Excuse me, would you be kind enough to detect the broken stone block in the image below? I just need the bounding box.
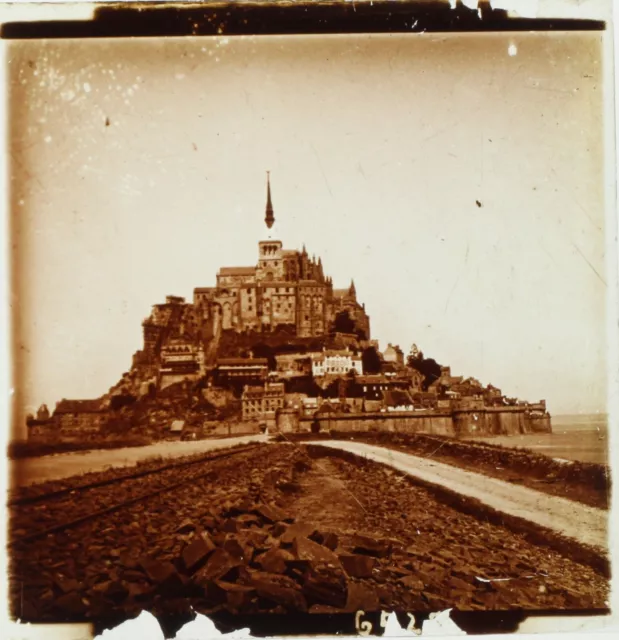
[271,522,289,538]
[338,553,377,579]
[223,535,249,560]
[138,558,184,593]
[222,518,240,533]
[198,579,227,606]
[256,582,307,611]
[53,576,81,594]
[236,513,262,528]
[255,547,296,574]
[345,581,380,612]
[245,529,272,549]
[422,591,447,609]
[311,530,339,551]
[182,532,217,573]
[398,575,425,591]
[225,498,254,516]
[249,573,307,612]
[449,576,474,592]
[194,549,242,583]
[176,519,197,534]
[351,533,390,558]
[301,563,348,608]
[280,522,317,545]
[217,581,256,611]
[252,503,288,524]
[292,536,342,570]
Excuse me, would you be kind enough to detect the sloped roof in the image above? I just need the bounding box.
[169,420,185,432]
[217,358,269,366]
[54,399,104,414]
[333,289,349,298]
[219,267,256,276]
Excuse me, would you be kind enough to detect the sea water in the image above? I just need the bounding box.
[465,414,609,464]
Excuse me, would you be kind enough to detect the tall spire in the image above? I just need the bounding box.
[349,279,356,298]
[265,171,275,230]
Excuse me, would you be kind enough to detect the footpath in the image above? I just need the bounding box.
[308,440,608,552]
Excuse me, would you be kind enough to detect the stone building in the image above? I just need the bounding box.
[159,338,204,389]
[383,343,404,367]
[241,382,285,421]
[131,175,370,384]
[27,418,56,442]
[133,295,201,370]
[191,174,370,339]
[52,399,108,437]
[215,358,269,387]
[311,348,363,378]
[274,353,314,379]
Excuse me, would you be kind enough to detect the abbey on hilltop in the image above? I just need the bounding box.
[26,172,552,443]
[194,173,370,339]
[131,174,370,375]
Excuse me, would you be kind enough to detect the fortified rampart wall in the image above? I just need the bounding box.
[277,405,552,436]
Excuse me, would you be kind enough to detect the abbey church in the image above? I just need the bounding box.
[131,175,371,378]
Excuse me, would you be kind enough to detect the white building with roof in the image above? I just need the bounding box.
[311,348,363,378]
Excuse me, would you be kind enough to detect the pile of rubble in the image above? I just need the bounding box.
[114,503,398,616]
[13,452,401,619]
[10,443,609,624]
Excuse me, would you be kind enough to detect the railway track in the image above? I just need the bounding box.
[8,444,260,548]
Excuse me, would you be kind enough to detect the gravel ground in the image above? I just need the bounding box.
[308,441,609,553]
[286,431,610,509]
[8,442,608,627]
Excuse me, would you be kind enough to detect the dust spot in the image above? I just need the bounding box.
[475,200,482,208]
[508,43,518,57]
[105,117,110,127]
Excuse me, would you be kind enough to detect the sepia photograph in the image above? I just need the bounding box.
[3,1,615,637]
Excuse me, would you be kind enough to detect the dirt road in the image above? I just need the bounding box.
[11,434,268,487]
[308,441,608,552]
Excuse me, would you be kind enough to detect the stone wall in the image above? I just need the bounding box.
[201,420,261,437]
[286,406,551,437]
[298,411,454,436]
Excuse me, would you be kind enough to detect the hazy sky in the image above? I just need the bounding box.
[8,31,608,432]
